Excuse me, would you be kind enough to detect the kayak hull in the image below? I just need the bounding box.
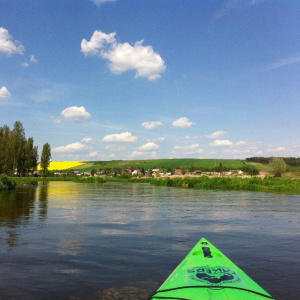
[150,238,274,300]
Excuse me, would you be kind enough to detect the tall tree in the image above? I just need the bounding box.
[0,122,40,176]
[12,121,26,175]
[0,125,10,174]
[269,157,287,177]
[24,137,39,175]
[40,143,51,174]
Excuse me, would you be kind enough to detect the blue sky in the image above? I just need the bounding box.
[1,0,300,161]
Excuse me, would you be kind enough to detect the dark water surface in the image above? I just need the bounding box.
[0,182,299,299]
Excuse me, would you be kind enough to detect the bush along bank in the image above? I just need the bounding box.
[0,175,17,191]
[111,176,300,194]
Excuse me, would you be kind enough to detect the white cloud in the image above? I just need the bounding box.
[174,144,204,153]
[92,0,115,6]
[0,86,11,99]
[129,151,147,158]
[30,55,38,63]
[220,148,263,159]
[267,146,286,153]
[82,137,94,144]
[146,137,166,142]
[88,151,98,157]
[61,106,91,122]
[171,144,204,157]
[208,131,227,139]
[137,142,159,151]
[210,140,264,158]
[0,27,24,55]
[105,40,165,80]
[235,141,247,146]
[81,30,116,56]
[129,151,157,158]
[81,30,166,80]
[103,132,137,143]
[210,139,233,147]
[142,121,163,130]
[172,117,195,129]
[152,137,166,142]
[23,55,38,68]
[52,142,88,153]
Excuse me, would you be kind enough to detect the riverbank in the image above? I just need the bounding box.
[0,175,17,191]
[5,175,300,194]
[107,176,300,194]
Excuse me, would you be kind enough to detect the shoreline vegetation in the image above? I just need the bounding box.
[126,176,300,194]
[0,175,17,191]
[5,174,300,194]
[1,157,300,194]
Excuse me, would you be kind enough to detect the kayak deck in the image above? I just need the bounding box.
[150,238,275,300]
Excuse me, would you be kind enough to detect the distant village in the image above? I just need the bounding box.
[53,168,269,178]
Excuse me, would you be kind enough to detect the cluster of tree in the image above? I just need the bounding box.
[0,121,51,176]
[246,156,300,167]
[0,121,38,176]
[269,157,287,177]
[277,157,300,167]
[245,157,270,164]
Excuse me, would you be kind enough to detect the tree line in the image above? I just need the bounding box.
[0,121,51,176]
[246,157,300,167]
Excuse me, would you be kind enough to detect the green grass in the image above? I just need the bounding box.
[64,159,262,172]
[108,176,300,194]
[69,162,97,171]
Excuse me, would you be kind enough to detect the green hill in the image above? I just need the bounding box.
[66,159,265,172]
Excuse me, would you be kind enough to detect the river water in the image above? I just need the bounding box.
[0,181,299,299]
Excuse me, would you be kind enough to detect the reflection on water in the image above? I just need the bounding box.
[38,183,48,221]
[58,268,82,274]
[0,187,36,223]
[57,238,83,256]
[98,281,157,300]
[0,182,299,299]
[0,187,36,248]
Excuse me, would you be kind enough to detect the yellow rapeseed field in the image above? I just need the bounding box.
[37,161,85,171]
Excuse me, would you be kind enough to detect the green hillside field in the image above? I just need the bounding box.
[65,159,266,172]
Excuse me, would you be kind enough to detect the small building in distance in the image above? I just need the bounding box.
[174,169,182,175]
[194,170,203,175]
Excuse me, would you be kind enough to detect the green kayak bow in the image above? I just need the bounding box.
[150,238,275,300]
